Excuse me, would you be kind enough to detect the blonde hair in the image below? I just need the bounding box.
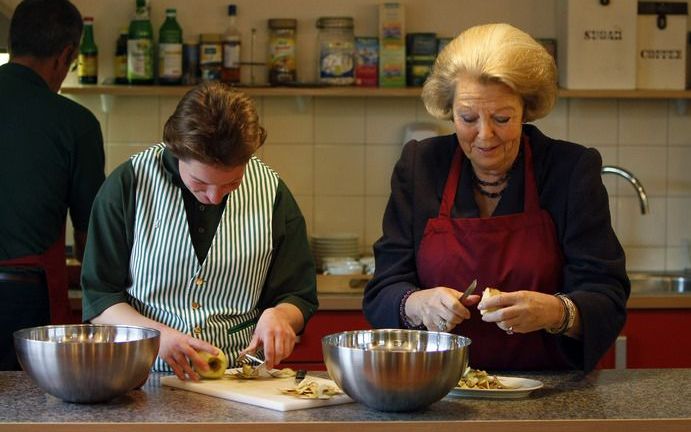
[422,23,556,122]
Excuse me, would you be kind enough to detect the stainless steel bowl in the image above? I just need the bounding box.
[14,324,160,403]
[322,329,471,412]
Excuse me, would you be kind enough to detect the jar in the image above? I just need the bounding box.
[268,18,297,85]
[199,33,222,81]
[316,17,355,85]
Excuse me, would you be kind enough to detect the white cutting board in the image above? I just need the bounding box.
[160,371,353,411]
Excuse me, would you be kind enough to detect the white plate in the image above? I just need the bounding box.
[448,376,544,399]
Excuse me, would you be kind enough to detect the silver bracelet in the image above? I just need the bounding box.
[546,293,576,334]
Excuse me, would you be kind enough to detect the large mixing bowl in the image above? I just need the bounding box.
[14,324,160,403]
[322,329,471,412]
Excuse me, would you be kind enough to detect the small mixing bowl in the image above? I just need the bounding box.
[14,324,160,403]
[322,329,470,412]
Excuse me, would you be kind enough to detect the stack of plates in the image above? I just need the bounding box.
[311,233,360,271]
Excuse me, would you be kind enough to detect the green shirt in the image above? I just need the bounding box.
[81,147,318,324]
[0,63,105,258]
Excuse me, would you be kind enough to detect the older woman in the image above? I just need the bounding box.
[363,23,629,372]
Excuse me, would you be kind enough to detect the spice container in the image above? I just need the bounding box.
[182,38,199,85]
[316,17,355,85]
[199,33,222,81]
[268,18,297,85]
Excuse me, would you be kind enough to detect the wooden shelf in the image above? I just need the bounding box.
[59,83,691,99]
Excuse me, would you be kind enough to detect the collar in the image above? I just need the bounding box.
[1,62,51,91]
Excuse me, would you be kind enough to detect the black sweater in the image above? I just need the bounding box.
[363,124,630,372]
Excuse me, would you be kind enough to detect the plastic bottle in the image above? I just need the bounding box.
[127,0,154,85]
[77,17,98,84]
[158,8,183,85]
[114,27,128,84]
[221,4,241,84]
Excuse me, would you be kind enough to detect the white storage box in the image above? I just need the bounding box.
[557,0,638,89]
[637,2,688,90]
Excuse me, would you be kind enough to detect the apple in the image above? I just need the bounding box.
[195,349,228,379]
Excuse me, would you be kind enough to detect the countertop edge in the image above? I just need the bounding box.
[0,418,689,432]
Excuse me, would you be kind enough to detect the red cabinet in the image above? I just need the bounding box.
[278,310,371,370]
[598,309,691,369]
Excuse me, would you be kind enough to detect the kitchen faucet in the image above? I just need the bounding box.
[601,165,649,214]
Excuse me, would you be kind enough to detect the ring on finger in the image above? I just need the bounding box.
[506,326,514,335]
[437,319,447,332]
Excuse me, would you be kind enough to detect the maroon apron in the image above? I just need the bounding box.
[416,137,568,370]
[0,230,72,325]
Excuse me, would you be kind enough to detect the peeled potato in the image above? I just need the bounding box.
[480,287,502,316]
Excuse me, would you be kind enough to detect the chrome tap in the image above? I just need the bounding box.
[601,165,649,214]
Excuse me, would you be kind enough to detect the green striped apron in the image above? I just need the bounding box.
[129,144,278,372]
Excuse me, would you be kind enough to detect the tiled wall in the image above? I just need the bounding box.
[68,93,691,272]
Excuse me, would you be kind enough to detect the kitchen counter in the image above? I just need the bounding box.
[0,369,689,431]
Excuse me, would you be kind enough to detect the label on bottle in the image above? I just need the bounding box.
[77,53,98,80]
[200,43,222,65]
[127,38,154,80]
[269,33,296,83]
[114,54,127,81]
[158,43,183,80]
[223,40,240,68]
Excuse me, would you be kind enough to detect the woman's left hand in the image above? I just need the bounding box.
[478,290,563,334]
[241,306,298,369]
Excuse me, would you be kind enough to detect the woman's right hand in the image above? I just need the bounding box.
[405,287,480,331]
[157,326,219,381]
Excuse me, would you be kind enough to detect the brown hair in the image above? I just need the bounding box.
[422,23,557,122]
[163,82,266,167]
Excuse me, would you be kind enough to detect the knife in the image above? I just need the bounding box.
[460,279,477,302]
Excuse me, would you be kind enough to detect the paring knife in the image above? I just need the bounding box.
[460,279,478,301]
[295,369,307,384]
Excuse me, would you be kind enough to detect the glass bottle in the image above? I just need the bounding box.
[268,18,297,85]
[221,4,241,84]
[114,27,128,84]
[158,8,183,85]
[316,17,355,86]
[127,0,154,85]
[77,17,98,84]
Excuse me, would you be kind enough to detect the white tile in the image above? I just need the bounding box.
[668,101,691,146]
[415,100,455,135]
[667,147,691,197]
[364,196,389,253]
[313,196,365,247]
[106,143,152,174]
[365,145,402,195]
[293,194,314,238]
[567,99,618,145]
[314,98,365,144]
[107,96,160,143]
[666,197,691,246]
[262,97,314,144]
[532,97,568,140]
[365,98,417,144]
[260,144,314,195]
[617,146,667,197]
[624,246,666,272]
[666,246,690,272]
[616,197,666,247]
[159,96,180,133]
[314,145,365,196]
[618,100,667,146]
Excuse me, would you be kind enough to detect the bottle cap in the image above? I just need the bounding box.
[166,8,176,15]
[228,4,237,16]
[83,17,94,23]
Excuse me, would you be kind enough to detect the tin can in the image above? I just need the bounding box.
[182,40,199,85]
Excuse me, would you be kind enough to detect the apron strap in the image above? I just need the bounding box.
[439,148,462,218]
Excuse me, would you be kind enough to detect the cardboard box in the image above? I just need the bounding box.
[379,2,406,87]
[636,2,688,90]
[556,0,637,89]
[355,37,379,87]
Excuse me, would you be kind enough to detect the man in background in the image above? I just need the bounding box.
[0,0,105,370]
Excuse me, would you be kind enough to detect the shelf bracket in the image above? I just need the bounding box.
[99,94,115,114]
[674,99,687,116]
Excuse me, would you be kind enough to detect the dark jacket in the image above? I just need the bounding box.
[363,124,630,371]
